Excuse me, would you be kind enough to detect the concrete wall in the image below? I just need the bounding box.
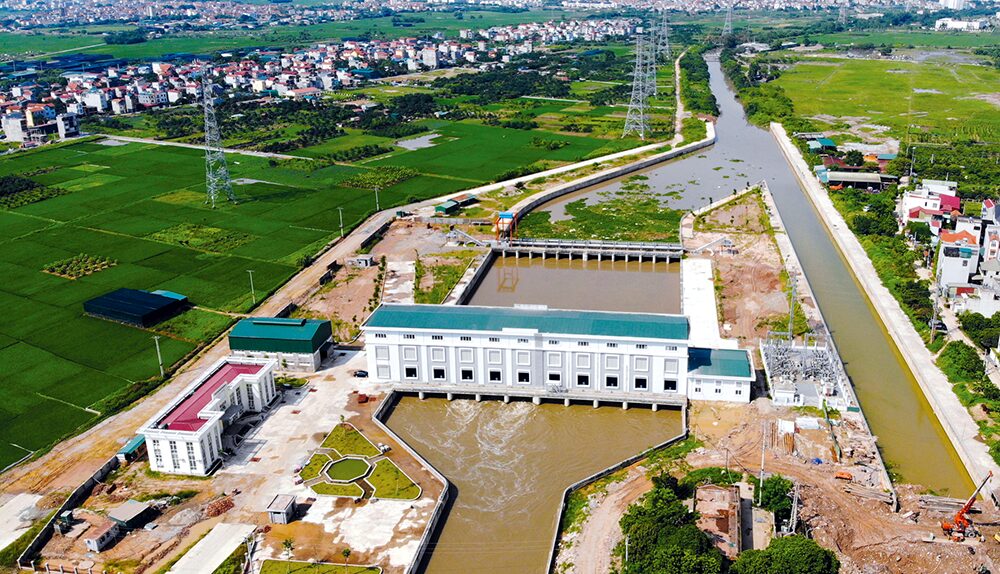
[371,392,450,574]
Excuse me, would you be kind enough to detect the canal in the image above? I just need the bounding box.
[386,53,973,574]
[528,56,971,494]
[389,398,683,573]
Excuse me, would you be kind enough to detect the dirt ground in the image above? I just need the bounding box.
[562,399,1000,574]
[298,220,486,339]
[689,192,800,346]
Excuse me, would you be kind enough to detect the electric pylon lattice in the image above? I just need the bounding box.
[203,79,235,208]
[623,33,654,140]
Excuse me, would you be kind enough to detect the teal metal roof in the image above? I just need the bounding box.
[365,304,689,340]
[117,435,146,455]
[230,317,333,353]
[687,348,753,378]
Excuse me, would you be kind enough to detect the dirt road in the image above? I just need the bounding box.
[569,467,651,574]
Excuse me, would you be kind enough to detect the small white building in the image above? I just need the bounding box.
[362,304,754,403]
[138,357,278,476]
[937,229,980,290]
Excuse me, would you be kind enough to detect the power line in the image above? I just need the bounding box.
[722,3,734,36]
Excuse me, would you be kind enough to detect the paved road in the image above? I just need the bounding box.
[97,134,312,160]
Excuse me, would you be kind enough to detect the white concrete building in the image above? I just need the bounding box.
[938,229,980,290]
[138,357,278,476]
[362,304,754,403]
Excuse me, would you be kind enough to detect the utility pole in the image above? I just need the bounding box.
[625,535,629,564]
[758,421,766,506]
[930,283,941,344]
[152,335,164,377]
[786,270,798,340]
[247,269,256,305]
[788,481,799,534]
[375,186,381,212]
[338,206,345,238]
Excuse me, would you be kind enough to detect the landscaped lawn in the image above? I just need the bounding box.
[299,453,331,482]
[367,460,421,500]
[320,424,380,456]
[260,560,380,574]
[325,457,371,482]
[311,482,365,498]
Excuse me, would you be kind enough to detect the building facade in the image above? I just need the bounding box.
[139,357,278,476]
[228,317,333,372]
[362,304,754,403]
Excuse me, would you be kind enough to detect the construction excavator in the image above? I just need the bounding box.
[942,471,993,541]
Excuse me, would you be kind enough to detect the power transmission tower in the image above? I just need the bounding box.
[722,3,733,36]
[656,11,671,61]
[645,27,659,98]
[203,79,235,208]
[623,34,653,140]
[838,5,848,27]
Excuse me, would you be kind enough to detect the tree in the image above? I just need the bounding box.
[844,149,865,166]
[905,221,932,244]
[281,538,295,573]
[757,475,794,526]
[342,547,352,572]
[733,535,840,574]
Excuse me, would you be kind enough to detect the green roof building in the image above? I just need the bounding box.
[229,317,333,372]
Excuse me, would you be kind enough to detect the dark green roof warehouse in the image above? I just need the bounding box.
[229,317,333,354]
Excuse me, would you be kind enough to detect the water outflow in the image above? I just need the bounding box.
[388,398,683,573]
[507,59,971,493]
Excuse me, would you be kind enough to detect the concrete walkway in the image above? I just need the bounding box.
[97,134,312,160]
[771,121,1000,492]
[168,522,255,574]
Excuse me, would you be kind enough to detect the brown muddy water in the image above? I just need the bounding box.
[387,398,683,573]
[466,256,681,314]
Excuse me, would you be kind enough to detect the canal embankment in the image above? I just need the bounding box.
[771,121,999,498]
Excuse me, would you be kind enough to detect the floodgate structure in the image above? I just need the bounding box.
[362,303,755,406]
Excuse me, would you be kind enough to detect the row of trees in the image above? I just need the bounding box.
[678,46,720,116]
[432,68,570,104]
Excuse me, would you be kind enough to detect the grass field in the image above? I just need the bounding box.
[0,138,471,470]
[812,30,1000,48]
[369,120,614,183]
[367,459,420,500]
[772,57,1000,143]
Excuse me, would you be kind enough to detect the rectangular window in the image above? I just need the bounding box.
[489,337,500,343]
[607,342,618,348]
[736,389,743,395]
[634,356,649,371]
[374,333,386,339]
[606,375,619,389]
[169,441,179,469]
[516,351,531,366]
[377,365,390,379]
[433,368,446,380]
[248,387,256,410]
[577,374,590,387]
[489,370,502,382]
[432,335,443,340]
[152,440,163,467]
[402,346,418,361]
[715,388,722,394]
[634,377,648,390]
[460,348,474,363]
[460,336,472,342]
[576,354,591,368]
[187,443,197,471]
[636,344,647,350]
[403,334,415,340]
[488,349,502,364]
[461,369,474,381]
[375,346,389,360]
[577,341,589,347]
[404,366,418,379]
[665,345,677,351]
[605,355,620,369]
[694,387,701,393]
[548,372,561,382]
[665,379,677,392]
[518,371,531,383]
[518,338,529,344]
[547,352,562,367]
[664,359,679,374]
[431,347,446,362]
[548,340,558,345]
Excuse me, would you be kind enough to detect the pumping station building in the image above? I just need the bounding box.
[228,317,333,372]
[361,304,754,404]
[138,357,278,476]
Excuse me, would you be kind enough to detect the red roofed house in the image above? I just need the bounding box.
[898,186,960,227]
[139,357,277,476]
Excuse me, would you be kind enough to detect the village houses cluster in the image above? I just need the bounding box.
[0,17,635,147]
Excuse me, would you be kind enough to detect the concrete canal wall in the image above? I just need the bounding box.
[771,122,999,498]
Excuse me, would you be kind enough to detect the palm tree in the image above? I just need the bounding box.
[342,547,352,573]
[282,538,295,574]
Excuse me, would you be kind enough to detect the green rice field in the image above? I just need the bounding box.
[772,57,1000,143]
[0,137,483,470]
[812,30,1000,48]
